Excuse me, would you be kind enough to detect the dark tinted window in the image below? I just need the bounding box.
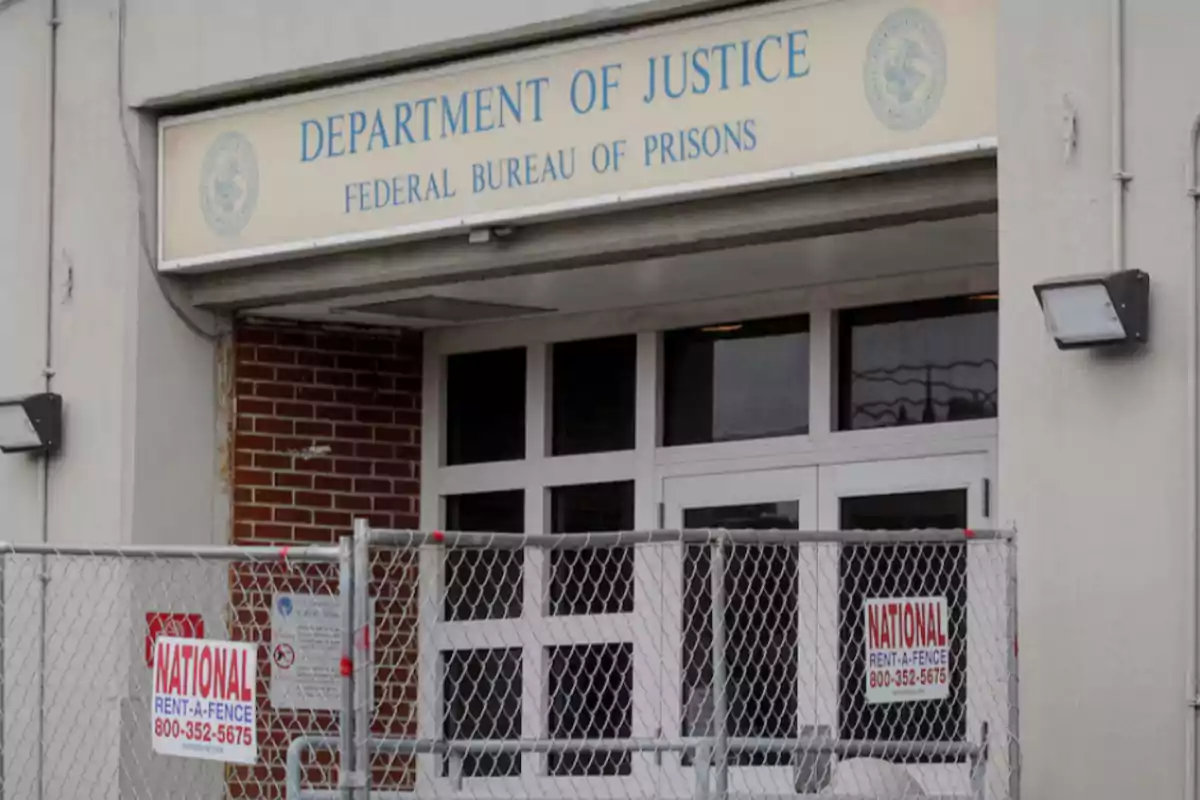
[446,348,525,464]
[838,296,997,431]
[664,316,810,446]
[443,648,522,777]
[681,503,800,766]
[547,643,633,776]
[444,491,524,621]
[838,490,968,757]
[549,482,634,616]
[552,336,637,456]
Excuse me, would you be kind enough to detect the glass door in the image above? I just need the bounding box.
[660,468,819,797]
[815,453,993,798]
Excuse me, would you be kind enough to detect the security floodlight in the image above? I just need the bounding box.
[1033,270,1149,350]
[0,393,62,455]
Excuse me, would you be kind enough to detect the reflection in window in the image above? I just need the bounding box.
[549,482,635,616]
[838,296,997,431]
[682,503,800,766]
[444,491,523,621]
[552,335,637,456]
[664,316,810,446]
[446,348,526,464]
[443,648,522,777]
[547,643,633,776]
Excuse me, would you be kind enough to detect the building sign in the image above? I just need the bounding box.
[152,637,258,764]
[269,593,342,711]
[864,596,950,704]
[159,0,996,270]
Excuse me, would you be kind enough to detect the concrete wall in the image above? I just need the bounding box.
[998,1,1198,798]
[122,0,752,106]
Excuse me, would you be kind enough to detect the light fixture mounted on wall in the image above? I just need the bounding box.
[0,393,63,455]
[1033,270,1149,350]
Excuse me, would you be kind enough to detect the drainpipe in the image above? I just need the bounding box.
[36,1,60,799]
[1187,109,1200,800]
[1111,0,1130,276]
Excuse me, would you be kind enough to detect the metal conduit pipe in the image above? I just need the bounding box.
[286,732,990,800]
[1186,109,1200,800]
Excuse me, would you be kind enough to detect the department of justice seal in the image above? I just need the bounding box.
[863,8,947,132]
[199,131,259,237]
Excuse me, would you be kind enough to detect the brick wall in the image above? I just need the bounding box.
[229,320,423,797]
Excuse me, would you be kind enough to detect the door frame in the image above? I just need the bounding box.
[654,451,995,796]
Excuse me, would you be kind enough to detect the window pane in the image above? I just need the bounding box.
[682,503,799,766]
[837,490,968,758]
[664,316,810,446]
[838,296,998,431]
[549,482,634,616]
[446,348,526,465]
[552,336,636,456]
[547,643,632,776]
[444,491,523,621]
[443,648,522,777]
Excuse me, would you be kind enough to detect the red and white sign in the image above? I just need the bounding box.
[145,613,204,667]
[864,596,950,705]
[152,637,258,764]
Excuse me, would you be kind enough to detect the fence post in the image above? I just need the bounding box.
[709,535,729,800]
[338,535,355,800]
[1006,536,1020,800]
[352,519,372,800]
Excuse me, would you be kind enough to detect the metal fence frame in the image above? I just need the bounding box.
[0,528,1019,800]
[341,523,1019,800]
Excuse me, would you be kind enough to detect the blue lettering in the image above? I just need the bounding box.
[440,94,468,138]
[662,54,687,100]
[343,182,360,213]
[393,103,415,146]
[592,142,611,173]
[712,42,736,90]
[349,111,368,153]
[755,35,782,83]
[373,178,391,209]
[570,69,597,114]
[327,114,346,157]
[300,119,323,162]
[740,40,752,87]
[507,158,521,187]
[475,87,495,133]
[392,175,405,205]
[472,163,486,193]
[722,121,743,151]
[744,117,758,150]
[702,126,722,157]
[498,84,521,128]
[407,174,421,203]
[687,128,702,160]
[527,77,550,122]
[414,98,436,141]
[643,133,659,166]
[691,48,712,94]
[662,131,679,163]
[600,64,621,110]
[368,110,390,151]
[787,30,810,78]
[643,57,659,104]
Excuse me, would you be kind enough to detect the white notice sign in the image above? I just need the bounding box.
[152,637,258,764]
[863,596,950,705]
[270,593,345,710]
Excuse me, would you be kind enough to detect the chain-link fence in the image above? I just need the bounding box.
[0,541,348,800]
[350,525,1018,800]
[0,529,1017,800]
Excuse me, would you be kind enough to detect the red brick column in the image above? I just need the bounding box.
[228,320,423,797]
